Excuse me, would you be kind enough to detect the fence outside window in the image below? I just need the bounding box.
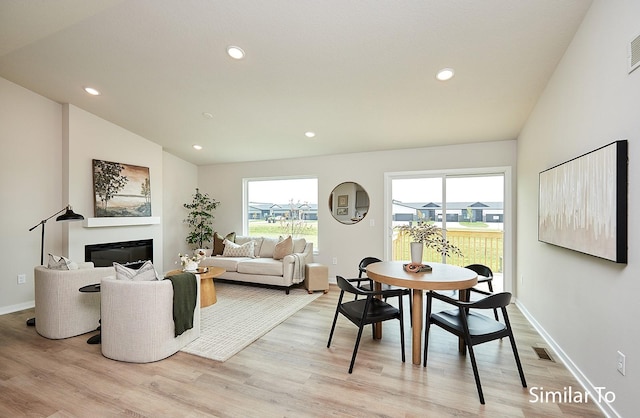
[392,229,503,273]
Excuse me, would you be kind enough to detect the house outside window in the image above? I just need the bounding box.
[244,177,318,250]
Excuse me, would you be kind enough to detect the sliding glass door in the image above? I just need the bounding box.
[386,170,508,292]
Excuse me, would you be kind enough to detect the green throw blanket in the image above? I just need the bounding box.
[165,272,197,336]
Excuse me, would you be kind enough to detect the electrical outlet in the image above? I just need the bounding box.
[617,351,626,376]
[17,274,26,285]
[369,218,375,227]
[332,257,338,265]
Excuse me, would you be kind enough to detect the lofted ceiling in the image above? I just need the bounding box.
[0,0,592,165]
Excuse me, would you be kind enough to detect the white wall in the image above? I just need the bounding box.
[198,140,517,281]
[0,77,63,313]
[0,82,197,313]
[63,104,165,270]
[162,152,198,273]
[517,1,639,416]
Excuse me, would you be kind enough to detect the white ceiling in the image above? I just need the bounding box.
[0,0,592,165]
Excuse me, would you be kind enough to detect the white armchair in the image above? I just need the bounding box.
[100,276,200,363]
[34,264,115,339]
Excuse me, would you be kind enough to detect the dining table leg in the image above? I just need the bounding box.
[411,289,423,365]
[458,288,469,354]
[374,283,423,365]
[373,281,382,339]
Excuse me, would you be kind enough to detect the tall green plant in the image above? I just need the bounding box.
[183,188,219,249]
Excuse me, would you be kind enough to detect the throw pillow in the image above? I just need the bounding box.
[236,236,264,256]
[114,260,158,281]
[47,254,79,270]
[222,239,255,258]
[259,237,279,258]
[213,231,236,255]
[273,236,293,260]
[292,237,307,253]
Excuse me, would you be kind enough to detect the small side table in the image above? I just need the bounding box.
[79,283,101,344]
[166,267,225,308]
[305,263,329,294]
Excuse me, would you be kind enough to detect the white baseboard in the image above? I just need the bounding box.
[515,299,619,418]
[0,300,34,316]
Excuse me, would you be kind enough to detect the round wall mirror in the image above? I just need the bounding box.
[329,182,369,225]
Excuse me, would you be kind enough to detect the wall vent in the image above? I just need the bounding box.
[532,346,555,362]
[629,33,640,74]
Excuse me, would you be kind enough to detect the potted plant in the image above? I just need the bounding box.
[183,188,219,252]
[396,222,462,264]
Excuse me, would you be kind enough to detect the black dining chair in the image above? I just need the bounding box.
[327,275,409,373]
[349,257,413,323]
[347,257,381,294]
[423,288,527,404]
[464,264,499,321]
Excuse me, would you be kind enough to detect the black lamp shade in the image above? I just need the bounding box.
[56,207,84,222]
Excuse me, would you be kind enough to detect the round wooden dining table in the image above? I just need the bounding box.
[366,261,478,365]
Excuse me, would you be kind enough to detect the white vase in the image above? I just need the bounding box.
[183,260,199,272]
[410,242,424,264]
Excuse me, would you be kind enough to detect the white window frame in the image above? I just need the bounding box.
[383,166,513,293]
[242,175,319,247]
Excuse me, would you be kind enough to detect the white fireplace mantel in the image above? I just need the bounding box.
[83,217,160,228]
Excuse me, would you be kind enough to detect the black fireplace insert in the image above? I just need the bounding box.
[85,239,153,268]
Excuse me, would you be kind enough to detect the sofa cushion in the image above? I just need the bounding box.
[237,258,284,276]
[200,256,247,272]
[293,238,307,253]
[114,261,158,281]
[273,236,293,260]
[47,254,78,270]
[213,231,235,256]
[222,239,255,258]
[259,237,279,258]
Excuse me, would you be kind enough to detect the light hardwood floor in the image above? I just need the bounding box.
[1,286,604,418]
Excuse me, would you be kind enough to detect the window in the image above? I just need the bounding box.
[385,168,511,292]
[244,177,318,250]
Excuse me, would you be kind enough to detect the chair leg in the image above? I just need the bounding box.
[399,297,406,363]
[423,292,432,367]
[509,333,527,388]
[327,307,340,347]
[503,309,527,388]
[487,280,499,321]
[349,324,366,373]
[408,291,413,327]
[467,343,486,405]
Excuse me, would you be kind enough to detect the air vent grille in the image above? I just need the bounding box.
[629,33,640,74]
[532,346,555,362]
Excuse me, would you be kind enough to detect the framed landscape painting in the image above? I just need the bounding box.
[93,159,152,217]
[538,140,628,263]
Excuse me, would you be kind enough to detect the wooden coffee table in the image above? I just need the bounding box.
[166,267,225,308]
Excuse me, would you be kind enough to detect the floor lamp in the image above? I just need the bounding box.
[26,205,84,326]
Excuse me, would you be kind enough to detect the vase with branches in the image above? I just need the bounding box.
[183,188,219,250]
[396,222,463,263]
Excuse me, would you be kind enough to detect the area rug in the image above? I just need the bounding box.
[180,282,323,362]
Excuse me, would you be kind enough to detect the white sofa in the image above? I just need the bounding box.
[199,235,313,293]
[34,263,115,339]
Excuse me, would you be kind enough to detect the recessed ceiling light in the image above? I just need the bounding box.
[227,46,245,60]
[202,112,214,119]
[436,68,455,81]
[193,145,203,150]
[304,131,316,138]
[83,86,101,96]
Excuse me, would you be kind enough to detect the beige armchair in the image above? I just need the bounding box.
[34,264,115,339]
[100,276,200,363]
